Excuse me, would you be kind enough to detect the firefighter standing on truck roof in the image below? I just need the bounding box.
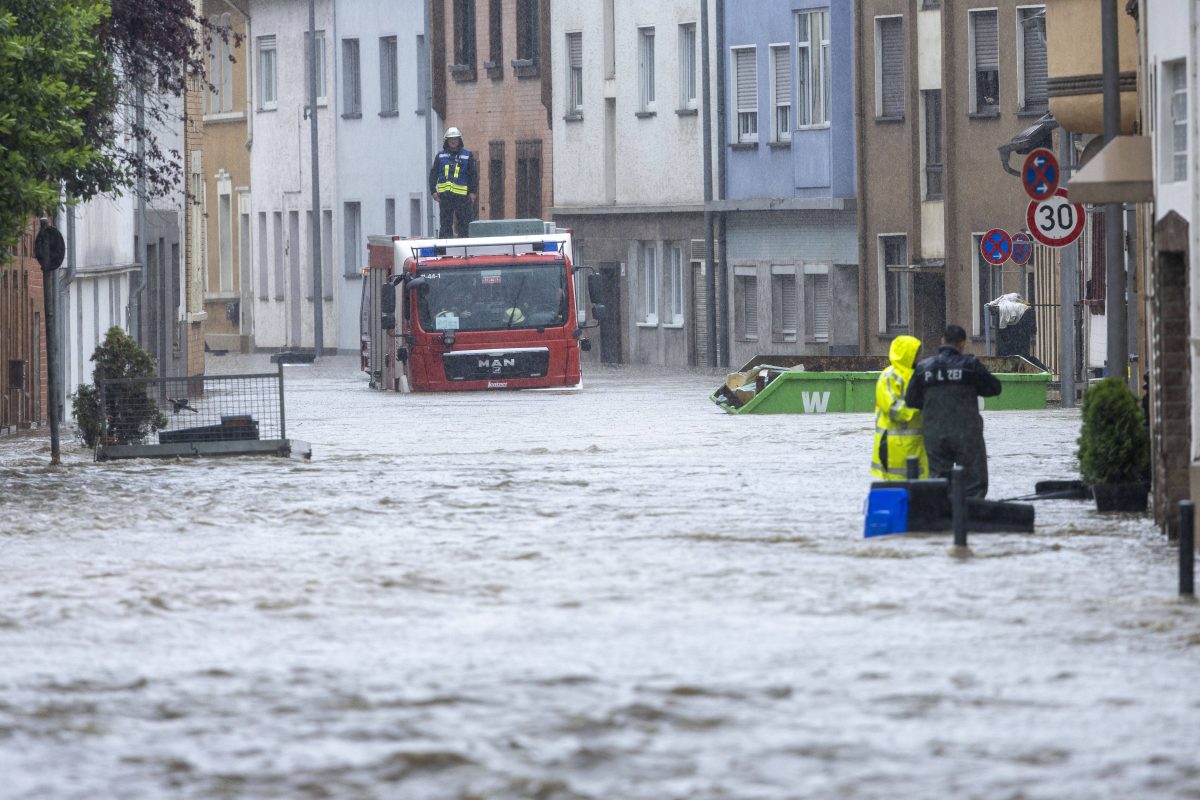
[871,335,928,481]
[904,324,1002,498]
[429,127,479,238]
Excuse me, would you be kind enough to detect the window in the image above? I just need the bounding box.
[454,0,476,66]
[489,0,503,66]
[516,140,542,219]
[666,245,685,325]
[603,0,615,79]
[410,196,423,236]
[385,198,396,235]
[272,211,284,299]
[1165,60,1188,183]
[923,90,943,198]
[733,46,758,143]
[803,268,830,342]
[638,242,658,325]
[770,44,791,141]
[566,32,583,116]
[974,234,1002,336]
[207,13,233,114]
[489,140,506,219]
[796,8,830,126]
[416,34,429,111]
[257,212,268,299]
[639,27,656,112]
[772,269,798,341]
[257,36,277,110]
[734,270,759,339]
[1017,6,1047,112]
[969,9,999,114]
[343,202,361,277]
[218,191,233,292]
[516,0,538,62]
[342,39,361,117]
[881,235,909,329]
[875,16,904,118]
[380,36,398,115]
[322,209,333,299]
[304,31,327,105]
[679,23,697,110]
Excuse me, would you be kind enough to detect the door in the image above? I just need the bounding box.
[598,263,622,364]
[912,273,945,356]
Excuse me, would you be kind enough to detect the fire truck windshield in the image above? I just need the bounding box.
[415,262,568,333]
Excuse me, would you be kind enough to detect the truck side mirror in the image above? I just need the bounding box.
[380,283,396,314]
[407,276,429,295]
[591,303,607,322]
[586,273,603,303]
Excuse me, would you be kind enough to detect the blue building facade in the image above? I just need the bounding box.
[719,0,859,365]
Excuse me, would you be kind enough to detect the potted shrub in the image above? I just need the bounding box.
[71,327,167,448]
[1077,377,1150,512]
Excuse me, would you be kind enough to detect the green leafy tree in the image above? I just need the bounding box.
[0,0,236,252]
[72,326,167,447]
[1077,377,1150,485]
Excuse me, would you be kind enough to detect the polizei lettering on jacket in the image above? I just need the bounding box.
[924,368,964,383]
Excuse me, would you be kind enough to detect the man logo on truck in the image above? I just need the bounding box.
[480,357,517,373]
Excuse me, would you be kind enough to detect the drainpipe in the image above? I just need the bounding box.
[701,0,716,367]
[132,82,147,346]
[1101,0,1127,383]
[424,0,435,237]
[715,0,729,368]
[308,0,323,356]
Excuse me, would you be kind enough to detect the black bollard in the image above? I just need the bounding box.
[951,465,967,548]
[906,455,920,480]
[1181,501,1195,598]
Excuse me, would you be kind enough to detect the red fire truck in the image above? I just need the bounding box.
[360,220,601,392]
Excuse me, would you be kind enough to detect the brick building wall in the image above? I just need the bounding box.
[1150,212,1191,538]
[432,0,553,225]
[184,57,207,378]
[0,220,49,432]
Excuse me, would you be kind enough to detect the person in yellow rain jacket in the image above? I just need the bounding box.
[871,335,928,480]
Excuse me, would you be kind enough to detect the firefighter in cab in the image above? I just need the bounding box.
[871,335,928,481]
[429,126,479,239]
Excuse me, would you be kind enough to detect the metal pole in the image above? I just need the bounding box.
[1101,0,1127,383]
[1058,131,1077,407]
[40,241,61,467]
[700,0,716,368]
[133,83,147,346]
[423,1,435,238]
[278,361,287,440]
[1181,501,1195,597]
[951,465,967,548]
[715,0,728,368]
[308,0,324,357]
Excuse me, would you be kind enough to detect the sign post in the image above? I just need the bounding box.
[34,219,66,465]
[1026,188,1086,248]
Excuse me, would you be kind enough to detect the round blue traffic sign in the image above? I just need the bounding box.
[1022,148,1060,202]
[980,228,1012,266]
[1011,232,1033,266]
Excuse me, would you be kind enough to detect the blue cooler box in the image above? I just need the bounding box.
[864,488,909,537]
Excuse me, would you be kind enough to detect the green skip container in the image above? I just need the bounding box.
[711,355,1051,415]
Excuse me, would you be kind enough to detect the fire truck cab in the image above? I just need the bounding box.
[361,220,601,392]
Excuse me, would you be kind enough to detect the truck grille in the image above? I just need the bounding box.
[442,348,550,381]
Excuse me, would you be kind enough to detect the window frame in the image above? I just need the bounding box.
[566,31,583,117]
[637,241,660,326]
[879,234,910,332]
[342,38,362,118]
[1016,5,1048,113]
[343,202,362,277]
[379,35,399,116]
[769,43,792,142]
[257,35,277,111]
[732,45,758,144]
[453,0,477,67]
[665,244,685,326]
[1164,59,1188,183]
[874,15,904,120]
[207,13,234,116]
[795,8,830,128]
[922,89,944,199]
[734,266,759,341]
[802,264,830,343]
[771,265,799,342]
[678,23,698,111]
[968,8,1000,116]
[515,0,539,63]
[304,30,328,107]
[638,26,656,113]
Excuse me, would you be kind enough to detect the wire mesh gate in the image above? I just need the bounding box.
[95,364,299,460]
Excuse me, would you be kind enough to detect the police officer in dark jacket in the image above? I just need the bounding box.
[428,126,479,238]
[904,324,1002,498]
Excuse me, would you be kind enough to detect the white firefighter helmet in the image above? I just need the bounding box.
[444,126,463,140]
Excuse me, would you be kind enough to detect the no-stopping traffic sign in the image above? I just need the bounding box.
[1011,232,1033,266]
[980,228,1012,266]
[1026,188,1085,248]
[1022,148,1059,201]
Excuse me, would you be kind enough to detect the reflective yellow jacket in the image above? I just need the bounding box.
[871,335,928,480]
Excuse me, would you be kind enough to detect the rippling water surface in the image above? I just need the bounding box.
[1,356,1197,799]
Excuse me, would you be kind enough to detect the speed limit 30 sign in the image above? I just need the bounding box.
[1026,187,1085,248]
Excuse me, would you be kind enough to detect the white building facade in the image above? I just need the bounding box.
[333,0,436,351]
[248,0,338,351]
[549,0,718,367]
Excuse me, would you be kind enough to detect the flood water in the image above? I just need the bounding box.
[1,355,1197,799]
